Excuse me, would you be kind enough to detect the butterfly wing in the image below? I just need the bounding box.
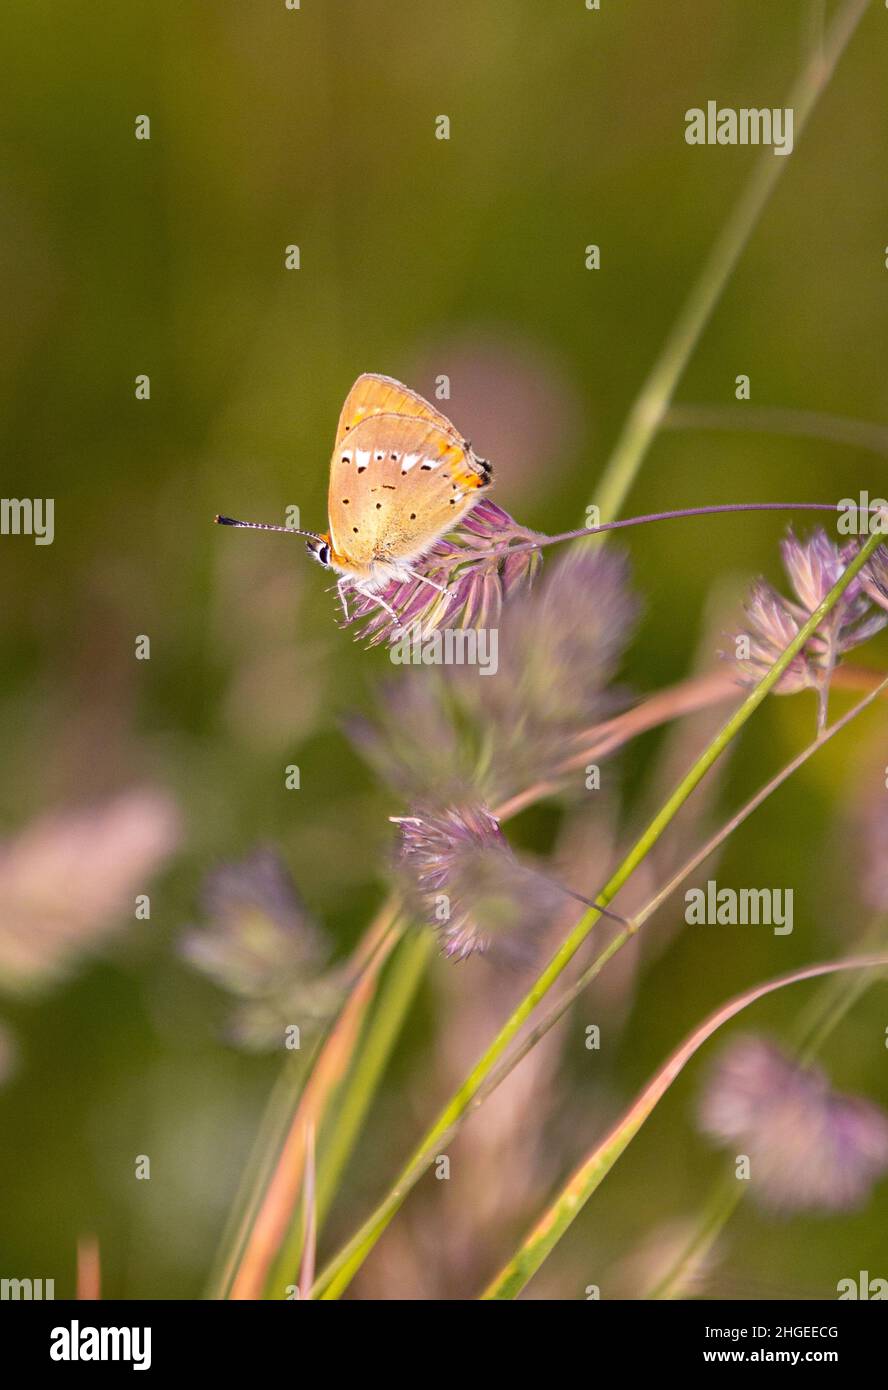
[327,413,491,571]
[334,373,458,450]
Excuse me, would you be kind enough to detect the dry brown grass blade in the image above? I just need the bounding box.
[226,909,400,1300]
[76,1234,101,1301]
[297,1124,317,1297]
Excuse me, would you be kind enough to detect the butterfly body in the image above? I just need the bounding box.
[216,373,493,618]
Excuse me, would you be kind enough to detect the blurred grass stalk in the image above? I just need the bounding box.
[309,535,883,1298]
[664,404,888,460]
[593,0,870,524]
[76,1235,101,1301]
[296,1125,317,1297]
[482,954,888,1299]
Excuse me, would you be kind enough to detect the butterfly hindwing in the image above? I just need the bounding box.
[327,413,490,571]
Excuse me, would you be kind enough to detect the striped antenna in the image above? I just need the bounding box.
[214,514,324,541]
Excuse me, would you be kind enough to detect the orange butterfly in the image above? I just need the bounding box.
[216,373,492,620]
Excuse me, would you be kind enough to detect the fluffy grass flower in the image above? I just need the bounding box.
[181,847,341,1050]
[0,789,180,996]
[861,542,888,612]
[699,1035,888,1213]
[348,545,637,806]
[482,547,637,762]
[731,529,885,716]
[392,804,564,965]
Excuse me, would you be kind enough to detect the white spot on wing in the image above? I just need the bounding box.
[401,453,420,472]
[341,450,352,463]
[356,448,371,468]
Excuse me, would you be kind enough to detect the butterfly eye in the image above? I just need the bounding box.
[307,538,332,567]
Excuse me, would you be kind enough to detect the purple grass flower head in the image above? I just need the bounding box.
[342,501,543,647]
[345,677,473,804]
[730,529,885,694]
[348,545,637,806]
[699,1035,888,1213]
[861,543,888,612]
[485,547,637,740]
[181,847,341,1050]
[733,579,815,694]
[782,528,849,614]
[454,545,638,801]
[392,804,563,964]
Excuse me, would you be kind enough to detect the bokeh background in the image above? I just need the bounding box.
[2,0,887,1298]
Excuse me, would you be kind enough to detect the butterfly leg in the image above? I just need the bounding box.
[337,576,352,622]
[373,592,400,623]
[403,567,450,599]
[355,582,399,623]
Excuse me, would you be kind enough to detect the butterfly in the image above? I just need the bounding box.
[216,373,493,620]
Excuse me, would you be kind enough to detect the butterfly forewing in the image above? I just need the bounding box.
[334,373,458,450]
[328,413,490,571]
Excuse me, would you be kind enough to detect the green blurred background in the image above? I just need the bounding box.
[1,0,887,1298]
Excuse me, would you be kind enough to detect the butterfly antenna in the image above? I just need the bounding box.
[214,515,324,540]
